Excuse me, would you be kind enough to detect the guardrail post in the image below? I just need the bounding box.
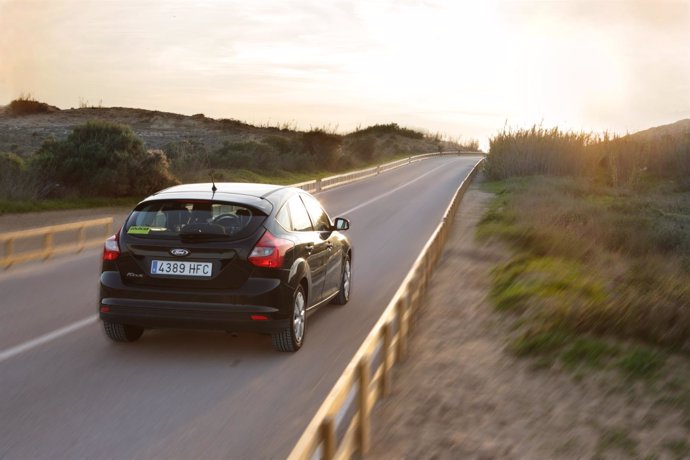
[376,165,381,175]
[3,238,14,269]
[322,416,336,460]
[381,323,392,397]
[316,179,322,193]
[396,297,408,361]
[78,225,86,252]
[43,232,54,260]
[358,358,371,454]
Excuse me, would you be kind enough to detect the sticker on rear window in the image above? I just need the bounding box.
[127,226,151,235]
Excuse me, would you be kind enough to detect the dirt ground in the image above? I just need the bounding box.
[368,182,690,460]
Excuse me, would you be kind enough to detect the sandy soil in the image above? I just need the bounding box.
[368,183,690,459]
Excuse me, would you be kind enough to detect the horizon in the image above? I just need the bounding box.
[1,0,689,149]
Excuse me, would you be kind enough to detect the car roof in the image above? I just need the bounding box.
[156,182,285,196]
[139,182,304,215]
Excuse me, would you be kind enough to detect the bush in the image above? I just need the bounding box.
[7,94,58,116]
[350,123,425,140]
[30,120,178,197]
[348,135,377,162]
[0,152,39,199]
[211,141,275,170]
[302,129,343,169]
[264,135,299,156]
[163,140,210,180]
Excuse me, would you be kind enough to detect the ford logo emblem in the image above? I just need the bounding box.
[170,248,190,257]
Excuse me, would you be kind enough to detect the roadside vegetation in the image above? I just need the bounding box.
[0,98,479,214]
[6,93,59,116]
[479,122,690,417]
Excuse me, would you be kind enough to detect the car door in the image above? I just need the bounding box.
[287,196,329,305]
[300,194,343,300]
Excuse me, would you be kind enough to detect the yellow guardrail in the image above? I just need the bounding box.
[0,217,113,269]
[288,158,484,460]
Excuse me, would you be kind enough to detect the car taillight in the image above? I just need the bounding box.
[248,230,294,268]
[103,232,120,261]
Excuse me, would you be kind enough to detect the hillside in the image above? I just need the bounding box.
[628,118,690,141]
[0,103,468,158]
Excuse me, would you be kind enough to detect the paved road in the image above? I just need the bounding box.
[0,155,482,459]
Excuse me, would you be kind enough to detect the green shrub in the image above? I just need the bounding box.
[163,140,210,180]
[30,120,178,197]
[0,152,39,199]
[263,135,299,156]
[211,141,273,170]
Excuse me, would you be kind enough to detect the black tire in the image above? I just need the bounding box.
[331,255,351,305]
[103,320,144,342]
[272,285,306,352]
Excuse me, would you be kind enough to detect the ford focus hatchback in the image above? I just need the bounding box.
[99,182,352,352]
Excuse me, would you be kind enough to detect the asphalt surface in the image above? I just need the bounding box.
[0,155,483,459]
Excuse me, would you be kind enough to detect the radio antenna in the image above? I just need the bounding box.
[210,172,217,196]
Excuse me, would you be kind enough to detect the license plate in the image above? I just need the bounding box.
[150,260,213,277]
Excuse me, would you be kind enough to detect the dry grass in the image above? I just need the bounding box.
[481,121,690,365]
[485,124,690,188]
[480,177,690,350]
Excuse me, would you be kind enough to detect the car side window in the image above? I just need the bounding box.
[287,197,313,232]
[301,194,331,232]
[275,204,291,231]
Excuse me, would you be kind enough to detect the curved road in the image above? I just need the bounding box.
[0,155,482,459]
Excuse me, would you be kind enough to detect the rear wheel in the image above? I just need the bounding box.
[272,285,306,352]
[331,256,351,305]
[103,321,144,342]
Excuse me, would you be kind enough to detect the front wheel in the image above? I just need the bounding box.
[331,255,351,305]
[103,321,144,342]
[272,285,306,352]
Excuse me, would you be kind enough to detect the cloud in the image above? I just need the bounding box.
[0,0,688,141]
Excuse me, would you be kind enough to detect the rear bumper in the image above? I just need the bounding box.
[99,271,292,332]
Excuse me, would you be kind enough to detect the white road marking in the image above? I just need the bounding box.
[336,159,461,216]
[0,157,468,363]
[0,315,98,363]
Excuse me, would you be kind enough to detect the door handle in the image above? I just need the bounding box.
[326,242,334,250]
[305,245,314,254]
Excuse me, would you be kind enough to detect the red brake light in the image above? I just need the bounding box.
[248,231,294,268]
[103,232,120,261]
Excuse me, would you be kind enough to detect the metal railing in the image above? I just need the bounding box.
[0,217,113,269]
[287,158,483,460]
[290,151,477,194]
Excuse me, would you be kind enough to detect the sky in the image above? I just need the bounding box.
[1,0,689,148]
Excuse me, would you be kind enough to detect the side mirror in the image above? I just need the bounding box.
[334,217,350,231]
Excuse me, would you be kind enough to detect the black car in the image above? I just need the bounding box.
[99,182,351,352]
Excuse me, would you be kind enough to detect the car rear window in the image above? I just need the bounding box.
[124,200,266,241]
